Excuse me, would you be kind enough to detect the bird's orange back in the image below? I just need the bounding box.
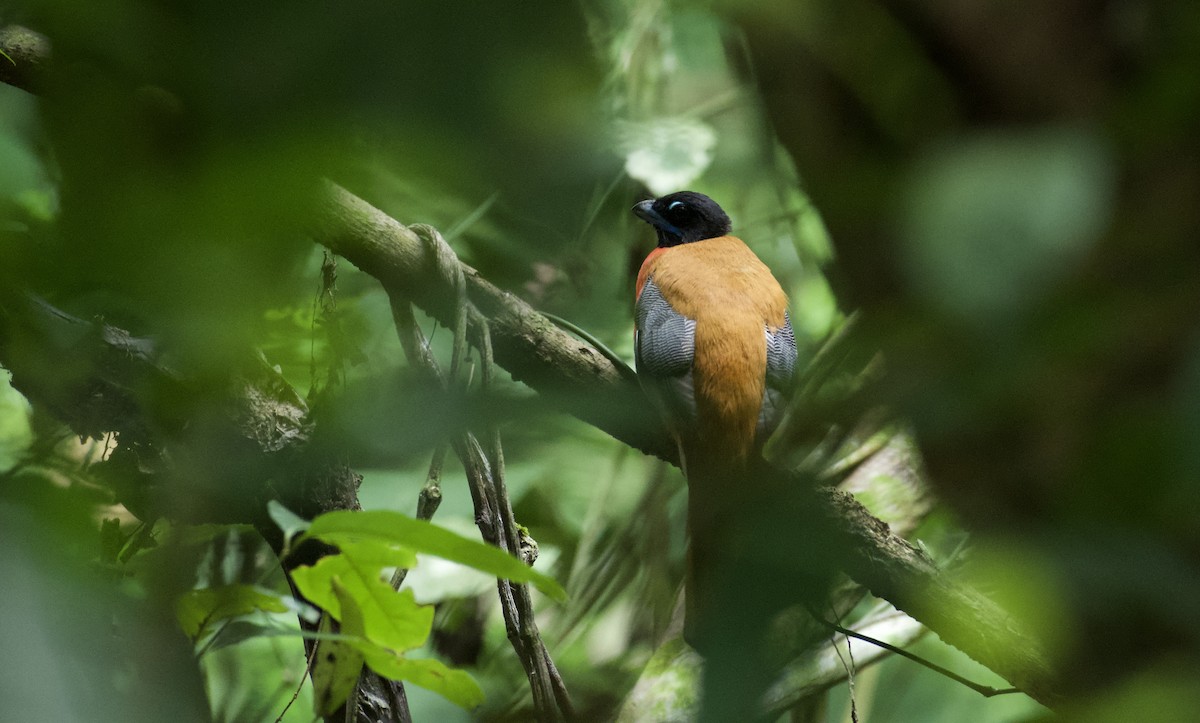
[637,235,789,464]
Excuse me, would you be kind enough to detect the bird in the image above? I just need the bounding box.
[632,190,797,646]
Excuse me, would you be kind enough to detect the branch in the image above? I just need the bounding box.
[817,488,1058,704]
[0,25,49,94]
[311,181,676,464]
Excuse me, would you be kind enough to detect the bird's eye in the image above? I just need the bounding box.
[667,201,686,212]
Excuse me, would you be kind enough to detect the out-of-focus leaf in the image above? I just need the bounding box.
[1,503,212,722]
[899,126,1115,323]
[289,542,429,652]
[305,509,566,601]
[175,585,290,641]
[310,580,366,716]
[1055,667,1200,723]
[0,88,44,201]
[358,648,484,710]
[619,117,717,196]
[959,541,1075,662]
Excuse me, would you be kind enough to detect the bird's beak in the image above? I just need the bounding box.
[632,199,661,227]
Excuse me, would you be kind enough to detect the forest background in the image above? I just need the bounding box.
[1,1,1198,721]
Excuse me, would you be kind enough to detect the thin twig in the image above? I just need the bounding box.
[542,311,637,382]
[828,602,859,723]
[813,615,1021,698]
[415,445,446,520]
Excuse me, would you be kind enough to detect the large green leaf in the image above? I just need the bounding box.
[304,509,566,601]
[293,554,484,710]
[289,541,430,652]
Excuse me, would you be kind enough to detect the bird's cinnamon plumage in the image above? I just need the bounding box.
[637,235,788,463]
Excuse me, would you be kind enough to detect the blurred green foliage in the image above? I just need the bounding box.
[2,0,1199,721]
[899,127,1116,324]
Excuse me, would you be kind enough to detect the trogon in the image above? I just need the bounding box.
[632,190,797,644]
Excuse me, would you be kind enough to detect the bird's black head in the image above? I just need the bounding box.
[632,191,732,247]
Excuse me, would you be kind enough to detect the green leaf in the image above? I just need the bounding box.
[305,510,566,601]
[310,581,366,716]
[358,647,485,710]
[289,542,430,652]
[268,500,311,544]
[176,584,289,641]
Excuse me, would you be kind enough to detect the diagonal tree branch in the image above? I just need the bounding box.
[311,181,677,465]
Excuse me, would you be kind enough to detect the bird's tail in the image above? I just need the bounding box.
[679,443,768,648]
